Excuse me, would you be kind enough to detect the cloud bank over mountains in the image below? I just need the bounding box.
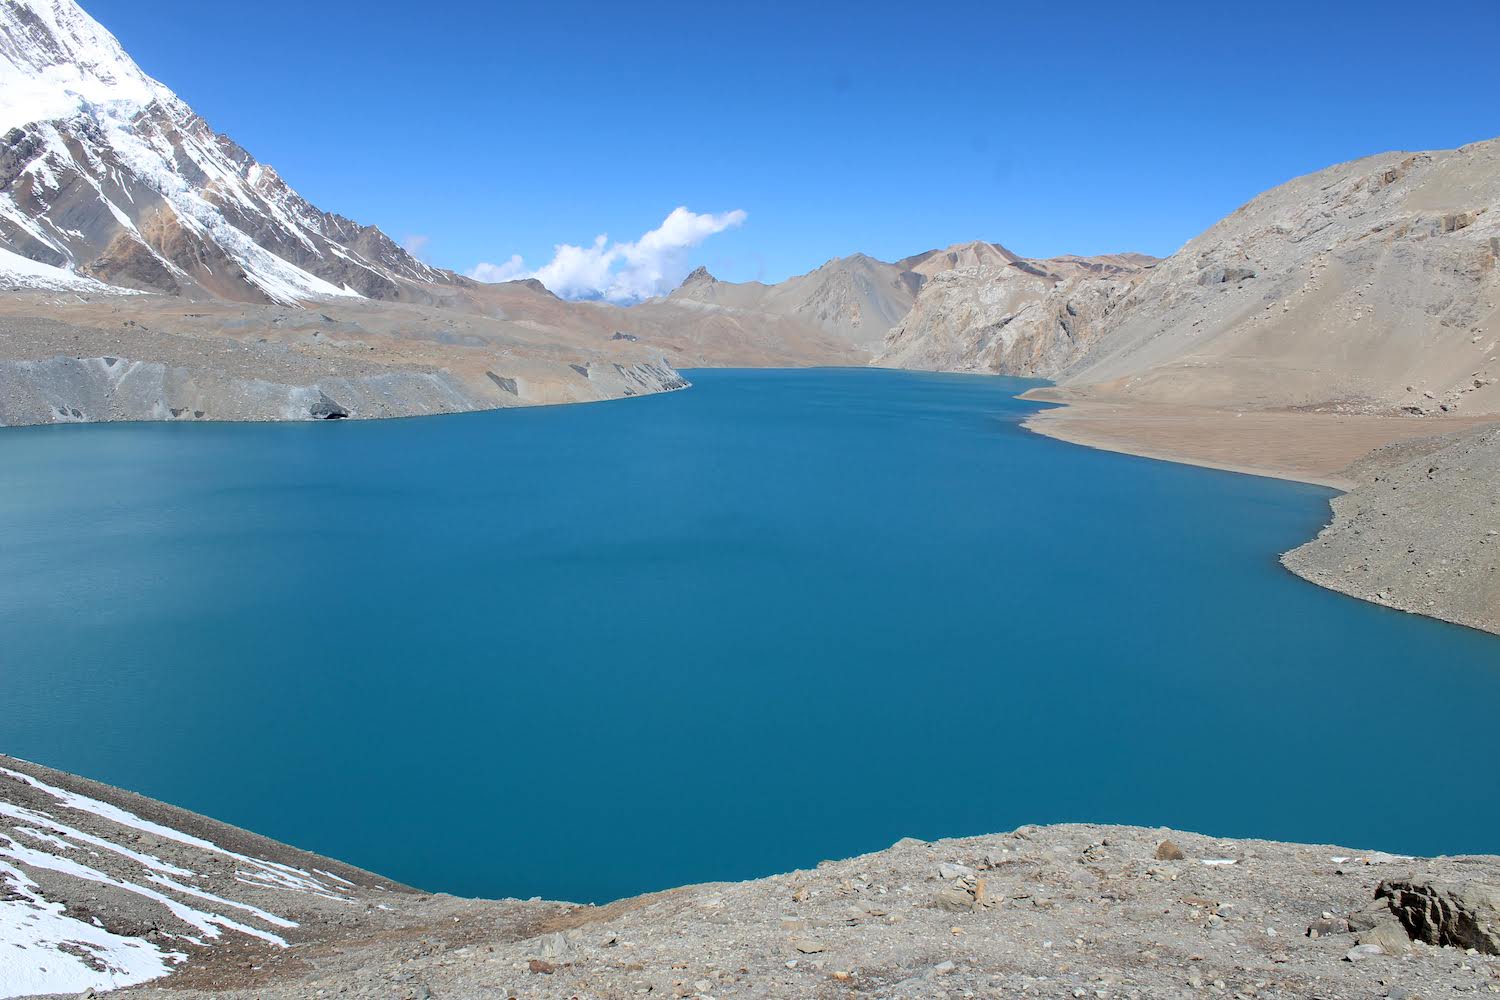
[471,207,746,303]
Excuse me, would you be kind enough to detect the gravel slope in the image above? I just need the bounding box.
[0,292,690,426]
[6,756,1500,1000]
[1282,422,1500,634]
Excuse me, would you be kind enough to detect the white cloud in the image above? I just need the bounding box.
[470,255,528,283]
[470,207,747,302]
[401,234,431,261]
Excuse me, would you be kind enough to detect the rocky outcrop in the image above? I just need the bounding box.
[1378,879,1500,954]
[1281,422,1500,634]
[877,254,1154,376]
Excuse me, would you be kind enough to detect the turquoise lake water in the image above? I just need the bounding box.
[2,368,1498,902]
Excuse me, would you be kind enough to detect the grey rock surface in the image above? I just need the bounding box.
[1282,422,1500,634]
[1378,879,1500,954]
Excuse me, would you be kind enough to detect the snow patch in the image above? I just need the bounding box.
[0,766,342,895]
[0,859,179,999]
[0,244,111,291]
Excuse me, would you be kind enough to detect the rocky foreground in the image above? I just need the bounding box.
[3,756,1499,1000]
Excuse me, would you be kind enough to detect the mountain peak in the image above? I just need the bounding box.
[680,265,716,286]
[0,0,171,132]
[0,0,446,304]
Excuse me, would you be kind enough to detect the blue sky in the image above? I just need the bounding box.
[87,0,1500,295]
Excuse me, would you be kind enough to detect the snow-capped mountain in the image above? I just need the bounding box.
[0,0,448,303]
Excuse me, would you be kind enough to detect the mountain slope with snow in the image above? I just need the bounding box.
[0,0,448,304]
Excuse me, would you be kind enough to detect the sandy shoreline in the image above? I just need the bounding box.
[1017,386,1499,491]
[1020,386,1500,636]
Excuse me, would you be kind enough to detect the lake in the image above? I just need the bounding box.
[2,368,1496,903]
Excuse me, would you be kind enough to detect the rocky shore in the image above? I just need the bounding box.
[1018,387,1500,637]
[4,755,1500,999]
[0,296,689,427]
[1283,422,1500,634]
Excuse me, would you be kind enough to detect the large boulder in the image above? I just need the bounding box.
[1376,879,1500,954]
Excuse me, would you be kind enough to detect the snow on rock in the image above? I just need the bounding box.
[0,243,116,291]
[0,833,290,946]
[0,763,361,996]
[0,765,343,895]
[0,0,169,133]
[0,858,181,999]
[0,0,417,304]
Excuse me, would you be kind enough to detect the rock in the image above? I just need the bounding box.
[1358,919,1413,956]
[934,885,978,911]
[1345,943,1386,962]
[484,371,518,395]
[1306,916,1350,939]
[792,939,826,954]
[939,862,977,881]
[1156,840,1187,861]
[308,391,349,419]
[535,931,575,961]
[1377,879,1500,954]
[933,960,956,975]
[1197,265,1257,285]
[528,959,555,974]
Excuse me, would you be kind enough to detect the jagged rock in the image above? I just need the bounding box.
[308,392,349,419]
[1377,879,1500,954]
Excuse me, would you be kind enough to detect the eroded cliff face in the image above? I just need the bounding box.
[877,254,1154,377]
[0,297,690,427]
